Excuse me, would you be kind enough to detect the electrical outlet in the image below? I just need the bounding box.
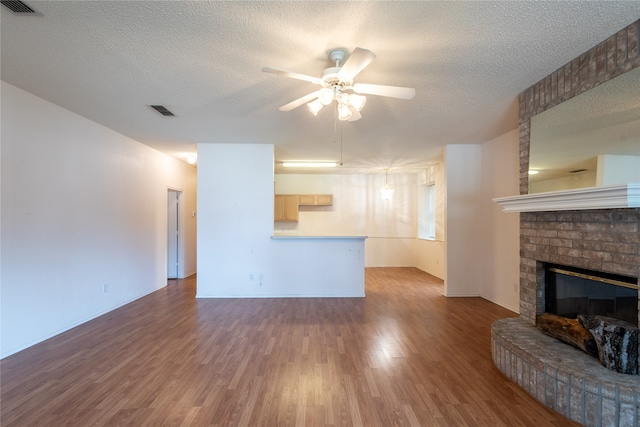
[249,274,254,281]
[102,284,108,293]
[259,273,264,286]
[513,283,518,292]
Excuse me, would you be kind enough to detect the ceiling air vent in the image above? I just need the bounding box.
[149,105,175,117]
[1,1,36,14]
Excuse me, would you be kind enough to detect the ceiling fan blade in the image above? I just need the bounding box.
[352,83,416,100]
[262,67,322,85]
[338,48,376,81]
[279,91,320,112]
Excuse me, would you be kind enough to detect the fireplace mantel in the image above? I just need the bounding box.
[493,183,640,213]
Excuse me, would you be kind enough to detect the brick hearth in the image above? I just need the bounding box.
[492,319,639,426]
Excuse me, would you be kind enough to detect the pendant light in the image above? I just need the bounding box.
[381,168,395,201]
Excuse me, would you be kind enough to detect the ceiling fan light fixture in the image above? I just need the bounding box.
[338,103,352,121]
[318,88,334,105]
[262,47,414,121]
[348,106,362,121]
[307,99,323,116]
[349,94,366,111]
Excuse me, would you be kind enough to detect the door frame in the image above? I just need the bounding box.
[167,187,185,280]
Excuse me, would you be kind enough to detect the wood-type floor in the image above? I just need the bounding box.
[1,267,577,426]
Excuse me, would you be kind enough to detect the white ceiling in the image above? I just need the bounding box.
[2,1,639,174]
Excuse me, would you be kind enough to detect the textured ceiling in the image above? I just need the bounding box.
[2,1,639,174]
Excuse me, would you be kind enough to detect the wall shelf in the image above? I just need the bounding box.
[493,183,640,213]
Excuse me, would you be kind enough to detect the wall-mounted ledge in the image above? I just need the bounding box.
[493,183,640,213]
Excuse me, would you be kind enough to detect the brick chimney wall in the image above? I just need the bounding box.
[517,20,640,326]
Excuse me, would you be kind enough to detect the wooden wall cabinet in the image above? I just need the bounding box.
[274,194,333,221]
[274,195,299,221]
[297,194,333,206]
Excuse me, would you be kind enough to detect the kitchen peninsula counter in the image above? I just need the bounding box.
[269,235,366,297]
[271,235,367,240]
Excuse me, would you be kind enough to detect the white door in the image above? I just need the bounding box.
[167,190,180,279]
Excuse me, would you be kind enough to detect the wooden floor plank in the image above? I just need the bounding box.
[1,267,578,426]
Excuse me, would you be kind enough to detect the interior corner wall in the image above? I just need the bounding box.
[181,172,198,278]
[479,129,520,312]
[414,239,445,280]
[0,81,197,359]
[443,144,483,296]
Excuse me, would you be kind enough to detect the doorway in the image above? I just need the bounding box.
[167,189,182,279]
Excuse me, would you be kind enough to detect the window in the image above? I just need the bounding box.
[418,183,436,240]
[427,184,435,238]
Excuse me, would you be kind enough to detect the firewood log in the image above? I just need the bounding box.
[536,313,598,358]
[578,315,639,375]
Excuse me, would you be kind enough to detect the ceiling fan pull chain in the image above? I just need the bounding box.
[334,102,338,143]
[340,122,344,166]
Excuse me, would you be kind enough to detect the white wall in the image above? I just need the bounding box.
[443,145,483,296]
[274,174,417,267]
[196,143,275,296]
[529,171,596,193]
[197,145,364,297]
[414,239,445,280]
[1,82,197,358]
[479,129,520,312]
[596,154,640,186]
[440,136,520,308]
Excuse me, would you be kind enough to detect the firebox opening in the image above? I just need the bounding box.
[544,263,638,326]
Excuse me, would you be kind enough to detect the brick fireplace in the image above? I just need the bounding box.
[493,207,640,426]
[517,16,640,332]
[520,209,640,328]
[492,19,640,427]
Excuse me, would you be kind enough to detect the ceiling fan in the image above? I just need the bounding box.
[262,47,415,122]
